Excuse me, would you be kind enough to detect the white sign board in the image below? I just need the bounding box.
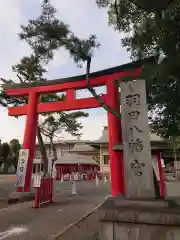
[48,156,53,175]
[16,149,29,187]
[174,161,180,170]
[33,174,41,188]
[52,164,57,179]
[161,159,165,168]
[120,80,155,199]
[73,172,79,181]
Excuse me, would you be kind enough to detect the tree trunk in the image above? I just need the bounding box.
[37,125,48,174]
[3,160,8,174]
[52,142,57,161]
[49,137,53,156]
[49,137,57,160]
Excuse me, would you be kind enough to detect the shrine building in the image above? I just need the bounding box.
[34,126,178,177]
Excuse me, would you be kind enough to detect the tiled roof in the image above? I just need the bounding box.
[91,126,165,144]
[35,139,90,147]
[68,143,97,152]
[35,127,168,152]
[91,126,108,144]
[113,142,173,151]
[65,140,90,144]
[55,153,97,165]
[150,133,164,142]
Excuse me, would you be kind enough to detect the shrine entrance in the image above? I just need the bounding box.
[3,60,142,197]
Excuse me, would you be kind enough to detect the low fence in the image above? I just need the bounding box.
[34,177,54,208]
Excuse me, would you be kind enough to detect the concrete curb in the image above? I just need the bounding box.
[0,190,71,212]
[7,194,35,204]
[0,192,35,208]
[48,195,111,240]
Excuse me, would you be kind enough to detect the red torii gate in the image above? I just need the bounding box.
[3,59,144,196]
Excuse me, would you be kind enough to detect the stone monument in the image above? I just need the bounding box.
[120,79,155,199]
[99,80,180,240]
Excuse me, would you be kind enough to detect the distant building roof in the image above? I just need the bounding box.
[35,127,168,153]
[35,139,91,147]
[150,133,164,142]
[65,139,90,144]
[55,153,97,165]
[91,126,108,144]
[90,126,165,145]
[68,142,97,153]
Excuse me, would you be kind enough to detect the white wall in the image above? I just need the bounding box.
[100,146,160,181]
[101,165,110,173]
[35,143,71,160]
[100,145,110,173]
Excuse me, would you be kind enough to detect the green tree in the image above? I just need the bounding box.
[0,0,98,174]
[96,0,180,139]
[95,0,169,197]
[0,140,21,173]
[39,112,88,160]
[9,139,21,170]
[0,142,10,173]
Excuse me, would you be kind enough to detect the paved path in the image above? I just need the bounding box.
[0,176,180,239]
[56,209,101,240]
[0,176,75,199]
[166,181,180,198]
[0,175,19,199]
[0,181,110,240]
[0,175,16,183]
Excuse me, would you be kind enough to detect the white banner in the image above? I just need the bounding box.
[16,149,29,187]
[73,172,79,181]
[33,174,41,188]
[48,156,54,175]
[52,164,57,179]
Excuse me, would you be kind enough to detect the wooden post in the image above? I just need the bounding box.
[18,92,38,192]
[106,80,124,196]
[157,151,165,198]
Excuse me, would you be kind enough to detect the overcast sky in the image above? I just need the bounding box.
[0,0,130,143]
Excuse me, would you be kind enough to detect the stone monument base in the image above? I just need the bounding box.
[99,195,180,240]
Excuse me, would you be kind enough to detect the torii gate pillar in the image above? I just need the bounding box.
[107,80,124,196]
[18,92,38,192]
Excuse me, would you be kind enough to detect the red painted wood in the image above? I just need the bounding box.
[106,80,123,197]
[8,94,107,116]
[157,152,165,198]
[66,89,76,102]
[34,178,54,208]
[6,71,136,96]
[20,92,38,192]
